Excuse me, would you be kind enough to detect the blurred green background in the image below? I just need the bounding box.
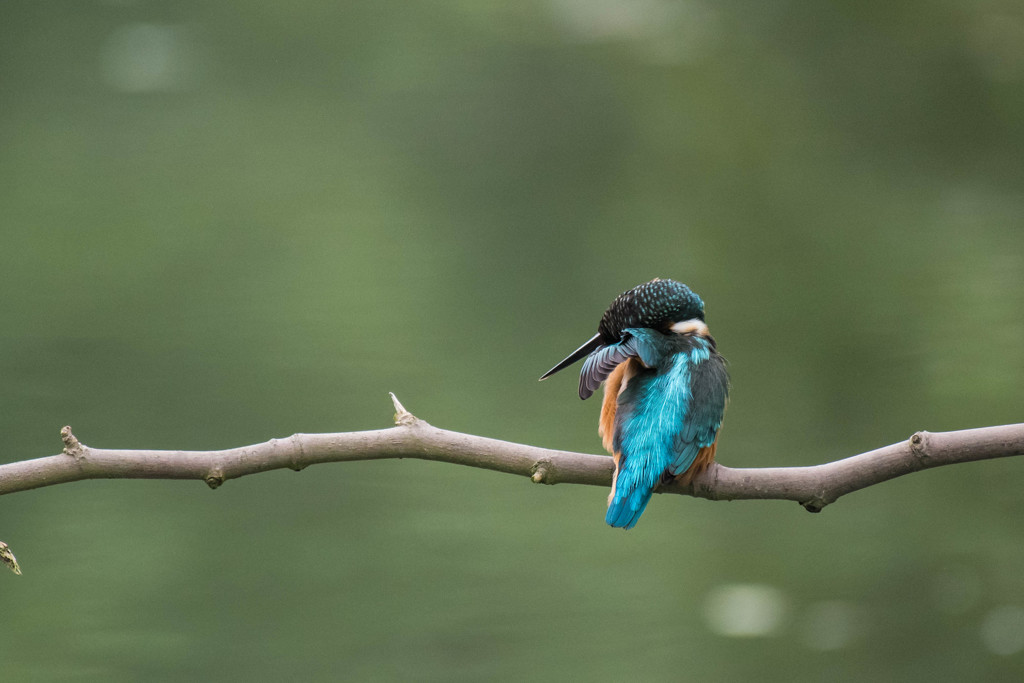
[3,1,1024,680]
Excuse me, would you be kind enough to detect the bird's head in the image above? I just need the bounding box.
[539,278,709,382]
[598,278,705,341]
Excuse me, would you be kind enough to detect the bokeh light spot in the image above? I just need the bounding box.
[704,583,788,638]
[99,23,191,92]
[980,605,1024,656]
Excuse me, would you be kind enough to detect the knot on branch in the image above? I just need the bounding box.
[910,431,932,465]
[288,434,307,472]
[531,461,552,484]
[801,499,827,513]
[205,469,224,489]
[60,426,85,459]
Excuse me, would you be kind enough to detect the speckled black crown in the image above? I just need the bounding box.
[597,278,705,341]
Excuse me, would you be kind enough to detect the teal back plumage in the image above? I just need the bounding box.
[604,329,728,529]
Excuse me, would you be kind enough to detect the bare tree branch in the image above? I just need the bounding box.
[0,394,1022,514]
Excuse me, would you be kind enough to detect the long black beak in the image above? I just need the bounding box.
[539,333,603,380]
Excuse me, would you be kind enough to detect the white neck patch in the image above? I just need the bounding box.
[669,318,709,336]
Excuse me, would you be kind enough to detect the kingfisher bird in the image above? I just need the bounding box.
[540,278,729,529]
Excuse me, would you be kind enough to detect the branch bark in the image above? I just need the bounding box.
[1,394,1022,513]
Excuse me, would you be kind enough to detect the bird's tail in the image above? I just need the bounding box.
[605,488,653,529]
[605,464,658,529]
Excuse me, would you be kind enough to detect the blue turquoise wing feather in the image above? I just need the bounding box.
[669,344,729,476]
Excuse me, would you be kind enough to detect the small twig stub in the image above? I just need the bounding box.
[61,425,85,459]
[389,392,420,426]
[0,541,22,575]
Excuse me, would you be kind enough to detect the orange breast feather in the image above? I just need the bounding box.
[598,359,638,454]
